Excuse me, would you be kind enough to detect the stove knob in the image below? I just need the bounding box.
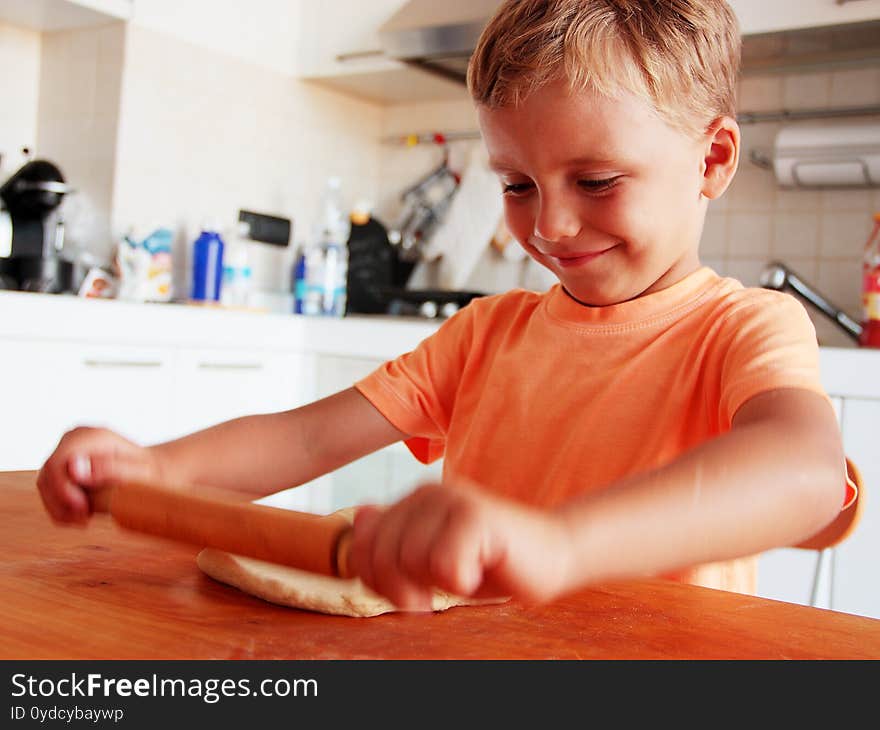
[440,302,459,318]
[419,300,439,319]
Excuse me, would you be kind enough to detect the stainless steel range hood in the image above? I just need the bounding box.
[378,1,880,85]
[377,0,501,84]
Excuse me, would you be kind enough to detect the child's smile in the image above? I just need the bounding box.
[479,80,717,306]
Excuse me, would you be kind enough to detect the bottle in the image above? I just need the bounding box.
[302,240,325,316]
[859,212,880,348]
[221,221,253,309]
[305,177,351,317]
[191,223,225,302]
[291,243,307,314]
[322,239,348,317]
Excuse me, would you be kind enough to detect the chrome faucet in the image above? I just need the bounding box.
[759,262,862,341]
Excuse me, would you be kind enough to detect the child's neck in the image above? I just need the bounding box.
[561,259,704,307]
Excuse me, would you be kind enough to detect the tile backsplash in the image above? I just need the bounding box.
[706,68,880,347]
[381,67,880,348]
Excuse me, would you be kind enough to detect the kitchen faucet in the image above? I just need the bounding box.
[759,262,863,341]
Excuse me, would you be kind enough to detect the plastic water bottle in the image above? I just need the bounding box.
[221,222,253,309]
[191,224,225,302]
[306,177,350,317]
[302,241,325,316]
[322,241,348,317]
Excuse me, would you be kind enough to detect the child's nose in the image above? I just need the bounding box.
[533,193,581,242]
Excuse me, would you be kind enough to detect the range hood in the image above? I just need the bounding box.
[377,0,502,84]
[378,2,880,85]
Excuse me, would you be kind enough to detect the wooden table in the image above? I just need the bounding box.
[3,470,880,659]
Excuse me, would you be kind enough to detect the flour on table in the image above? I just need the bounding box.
[196,507,508,618]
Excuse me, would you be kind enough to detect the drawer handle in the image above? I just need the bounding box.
[83,359,163,369]
[197,362,264,371]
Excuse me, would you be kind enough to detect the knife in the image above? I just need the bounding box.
[90,481,354,578]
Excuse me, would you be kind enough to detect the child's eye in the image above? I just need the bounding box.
[502,182,534,196]
[578,177,620,192]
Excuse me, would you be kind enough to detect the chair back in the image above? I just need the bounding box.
[794,457,864,551]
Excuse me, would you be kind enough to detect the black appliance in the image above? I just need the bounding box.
[0,158,74,293]
[345,211,484,319]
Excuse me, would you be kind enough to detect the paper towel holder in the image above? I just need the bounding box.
[771,119,880,189]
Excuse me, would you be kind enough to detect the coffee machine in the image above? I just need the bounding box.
[0,157,74,293]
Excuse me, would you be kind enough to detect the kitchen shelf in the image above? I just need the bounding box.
[383,104,880,146]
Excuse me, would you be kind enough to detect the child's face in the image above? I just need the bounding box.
[479,81,711,305]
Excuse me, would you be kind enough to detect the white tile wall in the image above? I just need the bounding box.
[378,68,880,341]
[0,22,41,175]
[36,23,125,261]
[113,24,385,299]
[712,67,880,346]
[11,21,387,304]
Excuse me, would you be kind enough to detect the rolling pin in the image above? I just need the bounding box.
[90,481,354,578]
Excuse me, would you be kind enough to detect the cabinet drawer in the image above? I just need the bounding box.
[0,340,175,469]
[172,348,306,436]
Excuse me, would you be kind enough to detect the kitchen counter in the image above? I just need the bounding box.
[0,290,441,360]
[3,471,880,660]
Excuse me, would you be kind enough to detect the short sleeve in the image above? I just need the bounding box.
[718,291,828,427]
[354,304,476,463]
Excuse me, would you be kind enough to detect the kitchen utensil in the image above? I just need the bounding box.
[91,481,353,578]
[759,261,863,341]
[388,160,460,263]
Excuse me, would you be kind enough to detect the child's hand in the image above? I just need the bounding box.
[36,427,164,525]
[349,481,574,611]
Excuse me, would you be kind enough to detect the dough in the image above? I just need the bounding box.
[196,507,508,617]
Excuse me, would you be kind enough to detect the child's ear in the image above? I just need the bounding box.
[700,116,740,200]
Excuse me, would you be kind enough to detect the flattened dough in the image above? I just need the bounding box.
[196,507,508,617]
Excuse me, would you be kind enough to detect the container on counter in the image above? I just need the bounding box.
[291,243,307,314]
[860,212,880,348]
[221,221,253,309]
[191,224,225,302]
[116,225,173,303]
[300,177,350,317]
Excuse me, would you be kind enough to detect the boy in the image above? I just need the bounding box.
[38,0,849,612]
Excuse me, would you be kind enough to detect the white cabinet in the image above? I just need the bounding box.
[0,0,132,31]
[296,0,406,78]
[265,353,442,514]
[757,352,880,620]
[0,291,441,515]
[0,339,175,470]
[730,0,880,35]
[295,0,470,104]
[834,398,880,620]
[171,348,306,437]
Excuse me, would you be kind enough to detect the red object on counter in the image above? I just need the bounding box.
[860,213,880,348]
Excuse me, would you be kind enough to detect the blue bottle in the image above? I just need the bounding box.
[292,244,307,314]
[191,227,225,302]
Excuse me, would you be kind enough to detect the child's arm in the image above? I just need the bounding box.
[37,388,407,524]
[349,387,845,610]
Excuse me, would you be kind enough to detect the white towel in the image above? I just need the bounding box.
[420,146,504,290]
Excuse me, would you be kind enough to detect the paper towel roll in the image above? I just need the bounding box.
[773,121,880,188]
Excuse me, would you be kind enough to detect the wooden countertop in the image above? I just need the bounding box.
[3,470,880,660]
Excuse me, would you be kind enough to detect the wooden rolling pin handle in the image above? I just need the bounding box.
[334,527,354,580]
[95,482,353,578]
[89,487,112,514]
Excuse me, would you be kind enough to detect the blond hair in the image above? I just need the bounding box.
[467,0,741,138]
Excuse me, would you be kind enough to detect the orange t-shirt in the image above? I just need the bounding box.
[354,267,845,593]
